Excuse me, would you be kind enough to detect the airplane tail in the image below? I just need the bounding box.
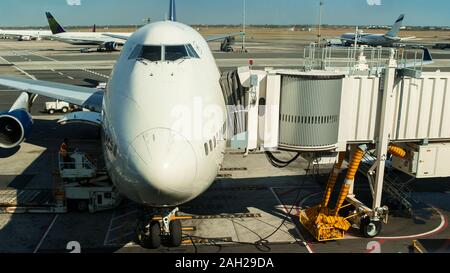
[92,24,96,33]
[45,12,66,34]
[169,0,176,21]
[385,14,404,38]
[423,48,432,62]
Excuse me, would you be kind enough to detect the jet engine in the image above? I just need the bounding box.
[0,92,34,149]
[103,41,119,51]
[19,35,32,41]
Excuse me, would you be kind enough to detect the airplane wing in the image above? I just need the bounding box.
[205,32,244,42]
[47,35,128,45]
[103,32,245,43]
[399,36,421,41]
[0,76,103,112]
[102,33,132,41]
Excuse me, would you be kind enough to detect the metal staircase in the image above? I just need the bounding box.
[359,150,419,210]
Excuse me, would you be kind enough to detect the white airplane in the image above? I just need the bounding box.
[45,11,243,53]
[44,12,133,51]
[0,29,52,41]
[0,0,241,249]
[340,14,418,47]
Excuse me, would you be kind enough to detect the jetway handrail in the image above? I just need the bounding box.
[303,45,425,76]
[58,152,96,172]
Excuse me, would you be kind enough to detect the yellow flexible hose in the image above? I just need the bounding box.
[388,145,406,158]
[321,152,345,208]
[333,148,364,215]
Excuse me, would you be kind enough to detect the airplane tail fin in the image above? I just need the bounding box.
[92,24,96,33]
[386,14,404,38]
[169,0,176,21]
[423,48,432,62]
[45,12,66,35]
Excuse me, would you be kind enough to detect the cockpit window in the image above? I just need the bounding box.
[186,44,200,58]
[140,46,162,62]
[165,45,200,61]
[165,45,189,61]
[129,44,199,62]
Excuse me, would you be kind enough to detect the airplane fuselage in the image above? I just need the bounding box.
[51,32,129,45]
[0,30,52,40]
[341,33,400,47]
[101,21,227,207]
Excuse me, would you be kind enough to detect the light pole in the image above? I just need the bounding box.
[242,0,246,52]
[318,0,324,46]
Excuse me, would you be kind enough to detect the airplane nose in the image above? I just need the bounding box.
[128,128,198,205]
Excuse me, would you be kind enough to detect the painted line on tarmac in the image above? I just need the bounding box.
[29,52,58,62]
[377,207,447,240]
[30,50,110,79]
[0,55,36,80]
[103,210,116,246]
[270,187,314,253]
[82,68,110,79]
[33,214,58,253]
[299,191,448,241]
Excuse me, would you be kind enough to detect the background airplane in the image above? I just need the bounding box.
[0,0,241,249]
[44,12,132,51]
[0,29,52,41]
[340,14,418,47]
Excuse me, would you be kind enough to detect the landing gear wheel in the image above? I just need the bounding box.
[360,217,382,238]
[169,219,182,247]
[137,221,161,249]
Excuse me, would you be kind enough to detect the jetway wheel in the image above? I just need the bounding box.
[168,219,182,247]
[360,217,382,238]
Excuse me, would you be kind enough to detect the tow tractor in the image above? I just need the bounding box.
[0,151,121,214]
[44,100,71,114]
[58,151,122,213]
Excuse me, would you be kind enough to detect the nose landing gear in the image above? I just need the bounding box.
[135,207,183,248]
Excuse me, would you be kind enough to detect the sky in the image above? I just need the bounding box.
[0,0,449,27]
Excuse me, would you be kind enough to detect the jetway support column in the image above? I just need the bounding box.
[372,50,398,217]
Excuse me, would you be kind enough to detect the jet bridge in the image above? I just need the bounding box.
[226,46,450,240]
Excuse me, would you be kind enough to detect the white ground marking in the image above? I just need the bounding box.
[299,191,447,241]
[103,210,116,246]
[103,208,137,246]
[269,187,313,253]
[30,50,110,79]
[0,55,36,80]
[33,214,59,253]
[29,52,58,62]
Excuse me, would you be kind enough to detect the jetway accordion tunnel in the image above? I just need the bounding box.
[278,72,345,152]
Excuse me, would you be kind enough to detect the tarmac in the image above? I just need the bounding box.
[0,38,449,253]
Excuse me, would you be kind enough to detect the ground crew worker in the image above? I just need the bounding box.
[60,138,70,168]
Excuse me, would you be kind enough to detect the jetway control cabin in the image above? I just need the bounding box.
[220,46,450,240]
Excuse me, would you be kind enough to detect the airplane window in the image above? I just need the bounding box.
[186,44,200,58]
[165,45,189,61]
[140,45,162,62]
[204,143,209,156]
[128,45,143,60]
